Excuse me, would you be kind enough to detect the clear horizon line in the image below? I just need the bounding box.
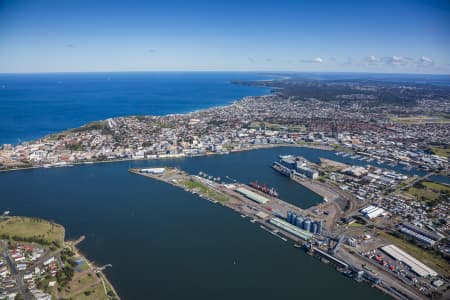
[0,69,450,76]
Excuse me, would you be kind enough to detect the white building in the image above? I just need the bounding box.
[140,168,165,174]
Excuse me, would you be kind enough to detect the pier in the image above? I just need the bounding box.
[128,167,320,245]
[290,174,338,202]
[128,166,427,300]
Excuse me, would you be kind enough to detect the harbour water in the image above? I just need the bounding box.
[0,72,271,144]
[0,147,391,299]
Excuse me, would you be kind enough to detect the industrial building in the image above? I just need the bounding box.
[399,223,441,246]
[380,245,437,277]
[342,166,368,177]
[286,211,322,234]
[294,164,319,179]
[399,227,436,246]
[140,168,165,174]
[269,218,314,241]
[235,187,270,204]
[360,205,385,219]
[279,157,296,169]
[278,156,319,179]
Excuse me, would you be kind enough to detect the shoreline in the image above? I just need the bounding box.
[128,168,420,300]
[69,240,121,300]
[0,76,274,147]
[0,216,121,300]
[0,142,335,174]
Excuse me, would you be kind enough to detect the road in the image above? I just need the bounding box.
[399,172,435,191]
[1,240,32,300]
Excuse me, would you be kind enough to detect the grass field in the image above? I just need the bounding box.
[58,259,115,300]
[248,121,306,132]
[390,115,450,125]
[407,180,450,207]
[429,146,450,158]
[378,231,449,278]
[181,179,228,202]
[0,216,64,244]
[407,187,439,202]
[63,271,109,300]
[422,181,450,192]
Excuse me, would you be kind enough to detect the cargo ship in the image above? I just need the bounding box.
[248,181,279,197]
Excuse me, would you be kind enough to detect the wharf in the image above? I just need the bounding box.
[290,174,338,202]
[128,167,426,300]
[129,167,311,245]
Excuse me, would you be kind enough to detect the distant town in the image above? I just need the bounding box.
[1,80,449,175]
[0,77,449,300]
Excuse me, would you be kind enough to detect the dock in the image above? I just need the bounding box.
[129,167,316,245]
[290,174,338,202]
[128,167,425,300]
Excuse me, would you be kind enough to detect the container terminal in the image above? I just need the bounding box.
[130,166,440,300]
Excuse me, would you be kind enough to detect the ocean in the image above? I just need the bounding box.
[0,72,271,145]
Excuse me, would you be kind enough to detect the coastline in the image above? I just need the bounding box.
[69,240,121,300]
[0,142,335,174]
[0,73,274,147]
[0,216,121,300]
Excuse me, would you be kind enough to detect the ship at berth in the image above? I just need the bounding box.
[248,181,279,197]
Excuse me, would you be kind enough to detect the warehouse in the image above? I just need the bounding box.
[269,218,314,240]
[235,187,270,204]
[140,168,165,174]
[400,227,436,246]
[381,245,437,277]
[361,205,385,219]
[402,223,441,242]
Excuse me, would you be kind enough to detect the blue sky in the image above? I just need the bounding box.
[0,0,449,73]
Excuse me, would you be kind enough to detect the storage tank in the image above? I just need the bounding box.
[291,213,298,226]
[316,220,323,234]
[296,216,304,229]
[303,219,311,232]
[287,211,293,223]
[311,222,318,234]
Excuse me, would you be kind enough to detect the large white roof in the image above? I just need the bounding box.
[381,244,437,277]
[236,187,270,204]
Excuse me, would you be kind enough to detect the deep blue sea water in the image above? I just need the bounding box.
[0,72,271,144]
